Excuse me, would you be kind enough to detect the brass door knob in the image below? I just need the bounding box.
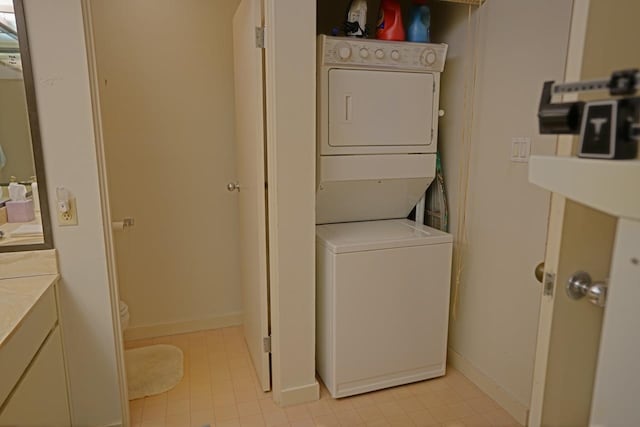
[535,262,545,283]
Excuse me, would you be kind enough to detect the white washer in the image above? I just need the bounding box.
[316,219,453,398]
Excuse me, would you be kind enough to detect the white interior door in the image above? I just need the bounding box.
[528,196,615,427]
[529,2,640,425]
[528,4,607,425]
[590,218,640,426]
[232,0,271,391]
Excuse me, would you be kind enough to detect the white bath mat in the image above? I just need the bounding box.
[125,344,184,400]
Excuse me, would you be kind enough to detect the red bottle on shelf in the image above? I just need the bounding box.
[376,0,405,41]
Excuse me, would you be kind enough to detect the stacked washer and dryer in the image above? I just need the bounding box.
[315,36,454,398]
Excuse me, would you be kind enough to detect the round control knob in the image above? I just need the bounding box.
[421,48,437,66]
[390,50,400,61]
[375,49,385,59]
[359,48,369,59]
[338,45,352,60]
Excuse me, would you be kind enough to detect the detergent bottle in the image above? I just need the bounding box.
[407,1,431,43]
[345,0,368,37]
[376,0,405,41]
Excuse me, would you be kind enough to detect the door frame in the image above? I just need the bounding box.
[528,1,591,425]
[80,0,130,425]
[262,0,319,406]
[80,0,319,417]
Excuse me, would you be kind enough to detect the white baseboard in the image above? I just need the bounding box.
[448,348,529,426]
[277,381,320,407]
[123,312,243,341]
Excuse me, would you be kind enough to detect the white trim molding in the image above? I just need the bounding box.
[278,381,321,407]
[123,312,243,341]
[448,348,529,426]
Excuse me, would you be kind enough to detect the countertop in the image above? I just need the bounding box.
[529,155,640,221]
[0,219,44,247]
[0,274,58,349]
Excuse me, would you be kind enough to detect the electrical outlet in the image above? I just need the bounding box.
[57,197,78,226]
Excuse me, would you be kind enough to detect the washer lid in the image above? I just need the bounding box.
[316,219,452,254]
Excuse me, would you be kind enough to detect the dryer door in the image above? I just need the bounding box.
[328,69,435,153]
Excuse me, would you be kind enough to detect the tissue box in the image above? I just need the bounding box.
[6,199,35,223]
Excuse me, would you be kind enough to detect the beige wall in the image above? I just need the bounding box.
[579,0,640,143]
[434,0,573,418]
[90,0,243,336]
[581,0,640,84]
[24,0,123,425]
[0,79,34,183]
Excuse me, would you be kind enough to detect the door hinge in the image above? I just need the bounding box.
[263,336,271,353]
[255,26,265,49]
[430,128,434,144]
[543,272,555,297]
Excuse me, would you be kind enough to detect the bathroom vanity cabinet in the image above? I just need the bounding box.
[0,276,70,426]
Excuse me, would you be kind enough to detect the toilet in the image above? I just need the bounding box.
[117,299,185,399]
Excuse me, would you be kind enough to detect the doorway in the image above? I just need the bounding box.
[87,0,248,423]
[89,0,243,340]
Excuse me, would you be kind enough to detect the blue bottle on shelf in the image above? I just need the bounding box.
[407,2,431,43]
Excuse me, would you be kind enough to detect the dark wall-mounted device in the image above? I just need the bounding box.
[538,69,639,159]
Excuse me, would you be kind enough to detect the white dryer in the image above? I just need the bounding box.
[316,35,447,224]
[315,36,452,398]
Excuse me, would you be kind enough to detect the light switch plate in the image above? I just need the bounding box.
[511,137,531,163]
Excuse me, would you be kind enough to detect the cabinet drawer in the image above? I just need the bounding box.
[0,285,56,405]
[0,326,70,426]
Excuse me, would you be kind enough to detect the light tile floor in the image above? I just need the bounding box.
[126,327,521,427]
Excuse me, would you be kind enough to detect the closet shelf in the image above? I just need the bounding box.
[529,155,640,221]
[437,0,485,6]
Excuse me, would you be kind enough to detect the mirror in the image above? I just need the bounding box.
[0,0,52,251]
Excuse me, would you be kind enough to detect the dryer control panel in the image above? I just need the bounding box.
[319,35,448,73]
